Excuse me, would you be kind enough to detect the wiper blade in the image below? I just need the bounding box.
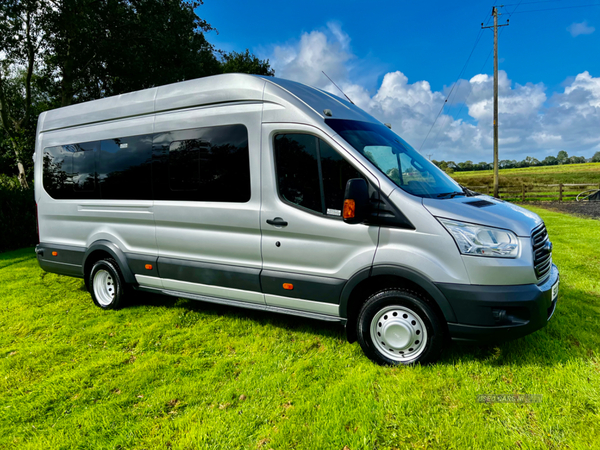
[437,191,465,198]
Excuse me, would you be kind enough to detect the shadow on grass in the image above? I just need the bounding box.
[123,282,600,368]
[0,247,35,270]
[126,288,346,340]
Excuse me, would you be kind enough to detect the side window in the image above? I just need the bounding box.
[43,145,73,199]
[319,140,362,215]
[274,134,363,217]
[71,142,98,195]
[98,135,153,200]
[43,141,100,199]
[169,139,204,191]
[274,134,322,213]
[154,124,251,202]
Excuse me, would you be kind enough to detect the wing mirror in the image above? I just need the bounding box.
[343,178,369,224]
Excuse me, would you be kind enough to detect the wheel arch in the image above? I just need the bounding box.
[83,240,136,285]
[340,265,457,342]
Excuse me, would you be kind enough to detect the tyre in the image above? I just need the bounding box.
[357,289,445,365]
[88,258,127,310]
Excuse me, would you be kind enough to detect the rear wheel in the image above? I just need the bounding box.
[357,289,445,365]
[89,258,127,309]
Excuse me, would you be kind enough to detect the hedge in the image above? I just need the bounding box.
[0,187,37,253]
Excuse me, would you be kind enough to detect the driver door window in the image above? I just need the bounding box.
[274,134,362,217]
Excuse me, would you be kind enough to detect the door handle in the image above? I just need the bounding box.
[266,217,288,227]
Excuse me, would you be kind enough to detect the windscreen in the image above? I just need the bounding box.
[326,119,463,198]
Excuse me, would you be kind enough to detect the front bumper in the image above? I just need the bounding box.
[436,264,559,342]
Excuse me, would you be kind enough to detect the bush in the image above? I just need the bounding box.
[0,174,22,190]
[0,186,37,253]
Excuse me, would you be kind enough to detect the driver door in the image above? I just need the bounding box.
[259,123,380,316]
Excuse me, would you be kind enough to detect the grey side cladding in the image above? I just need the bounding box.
[36,242,86,278]
[260,270,346,304]
[84,240,136,284]
[158,257,261,292]
[337,265,458,323]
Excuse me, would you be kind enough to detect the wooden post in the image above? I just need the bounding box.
[522,184,525,202]
[559,183,563,202]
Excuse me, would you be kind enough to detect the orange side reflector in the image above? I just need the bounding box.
[343,199,356,219]
[51,251,58,256]
[145,264,153,270]
[283,283,294,290]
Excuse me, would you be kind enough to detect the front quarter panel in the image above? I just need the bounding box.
[373,189,471,285]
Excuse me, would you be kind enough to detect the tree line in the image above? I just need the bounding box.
[432,150,600,173]
[0,0,274,188]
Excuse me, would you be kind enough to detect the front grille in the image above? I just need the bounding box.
[531,223,552,282]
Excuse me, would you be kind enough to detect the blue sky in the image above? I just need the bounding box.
[199,0,600,163]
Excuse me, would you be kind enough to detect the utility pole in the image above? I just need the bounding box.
[482,8,509,198]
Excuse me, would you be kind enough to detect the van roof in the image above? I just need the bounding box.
[37,73,379,133]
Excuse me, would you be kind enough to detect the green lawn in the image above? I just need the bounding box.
[451,162,600,187]
[2,207,600,449]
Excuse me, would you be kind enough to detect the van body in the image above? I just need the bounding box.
[34,74,559,365]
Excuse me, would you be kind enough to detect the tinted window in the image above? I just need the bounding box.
[71,142,98,195]
[319,140,362,215]
[274,134,322,213]
[154,124,251,202]
[169,139,204,191]
[43,146,73,199]
[43,142,100,199]
[275,134,362,217]
[98,135,153,200]
[42,125,249,203]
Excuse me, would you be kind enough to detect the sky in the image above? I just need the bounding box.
[198,0,600,163]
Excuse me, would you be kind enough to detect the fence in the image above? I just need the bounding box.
[464,183,600,202]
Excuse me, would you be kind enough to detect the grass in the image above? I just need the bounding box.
[451,162,600,187]
[2,206,600,449]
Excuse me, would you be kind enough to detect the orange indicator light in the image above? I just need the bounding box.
[51,251,58,256]
[343,199,356,219]
[145,264,153,270]
[283,283,294,290]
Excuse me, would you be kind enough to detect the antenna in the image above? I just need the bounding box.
[322,71,355,105]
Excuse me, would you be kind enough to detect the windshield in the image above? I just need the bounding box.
[326,119,463,198]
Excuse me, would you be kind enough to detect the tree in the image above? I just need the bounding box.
[42,0,223,106]
[557,150,569,165]
[592,151,600,163]
[542,155,558,166]
[0,0,273,184]
[0,0,47,188]
[458,160,473,171]
[220,49,274,76]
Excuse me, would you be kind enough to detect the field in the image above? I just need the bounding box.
[2,206,600,449]
[450,162,600,187]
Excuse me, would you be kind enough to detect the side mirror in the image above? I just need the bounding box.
[343,178,369,224]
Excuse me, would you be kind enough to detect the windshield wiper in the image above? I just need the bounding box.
[436,191,465,198]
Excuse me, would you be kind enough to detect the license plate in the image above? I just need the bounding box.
[551,280,559,301]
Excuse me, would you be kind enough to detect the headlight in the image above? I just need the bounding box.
[438,218,519,258]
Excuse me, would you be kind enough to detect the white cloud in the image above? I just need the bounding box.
[269,25,600,162]
[567,21,595,37]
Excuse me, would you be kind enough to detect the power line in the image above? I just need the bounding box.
[419,6,494,151]
[495,0,563,5]
[508,2,600,13]
[451,0,521,149]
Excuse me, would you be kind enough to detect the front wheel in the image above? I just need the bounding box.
[89,258,127,310]
[357,289,445,365]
